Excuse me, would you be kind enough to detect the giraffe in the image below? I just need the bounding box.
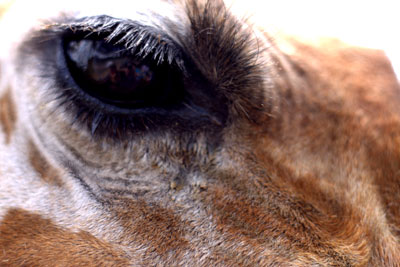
[0,0,400,266]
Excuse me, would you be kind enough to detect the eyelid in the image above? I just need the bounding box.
[51,15,186,70]
[16,14,229,141]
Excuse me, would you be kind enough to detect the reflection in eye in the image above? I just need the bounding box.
[65,38,184,109]
[86,55,154,95]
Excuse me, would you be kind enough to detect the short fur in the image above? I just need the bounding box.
[0,0,399,266]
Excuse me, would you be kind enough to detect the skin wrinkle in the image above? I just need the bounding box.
[0,0,400,265]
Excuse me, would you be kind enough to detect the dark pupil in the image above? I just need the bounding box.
[65,39,184,109]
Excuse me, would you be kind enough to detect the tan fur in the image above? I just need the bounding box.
[28,140,64,187]
[0,89,16,144]
[0,1,399,266]
[0,209,130,266]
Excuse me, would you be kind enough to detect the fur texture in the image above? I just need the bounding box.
[0,0,399,266]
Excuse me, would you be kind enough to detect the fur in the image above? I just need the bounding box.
[0,0,399,266]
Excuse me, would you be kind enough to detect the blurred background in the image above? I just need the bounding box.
[1,0,399,77]
[228,0,400,77]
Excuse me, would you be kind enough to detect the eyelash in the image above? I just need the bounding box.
[59,29,185,139]
[23,18,226,141]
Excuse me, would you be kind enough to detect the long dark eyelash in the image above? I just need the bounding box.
[58,15,185,69]
[26,17,183,140]
[20,14,229,141]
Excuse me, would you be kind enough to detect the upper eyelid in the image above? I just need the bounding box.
[35,15,185,69]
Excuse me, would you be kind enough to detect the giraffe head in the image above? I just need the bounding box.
[1,0,274,198]
[0,0,400,265]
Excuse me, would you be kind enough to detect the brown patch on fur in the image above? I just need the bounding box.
[366,123,400,229]
[201,179,360,265]
[0,90,16,144]
[275,36,400,232]
[0,208,130,266]
[246,36,400,265]
[28,140,64,187]
[113,199,188,259]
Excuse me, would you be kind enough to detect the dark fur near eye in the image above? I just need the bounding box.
[18,0,269,142]
[178,0,270,121]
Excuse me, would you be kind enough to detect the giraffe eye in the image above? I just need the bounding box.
[64,38,185,109]
[20,17,227,139]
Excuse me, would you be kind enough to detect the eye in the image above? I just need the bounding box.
[19,17,229,140]
[64,37,185,109]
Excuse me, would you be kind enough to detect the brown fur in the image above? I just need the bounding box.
[0,209,130,266]
[0,90,16,144]
[251,38,400,266]
[0,1,400,266]
[113,199,189,256]
[28,140,64,187]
